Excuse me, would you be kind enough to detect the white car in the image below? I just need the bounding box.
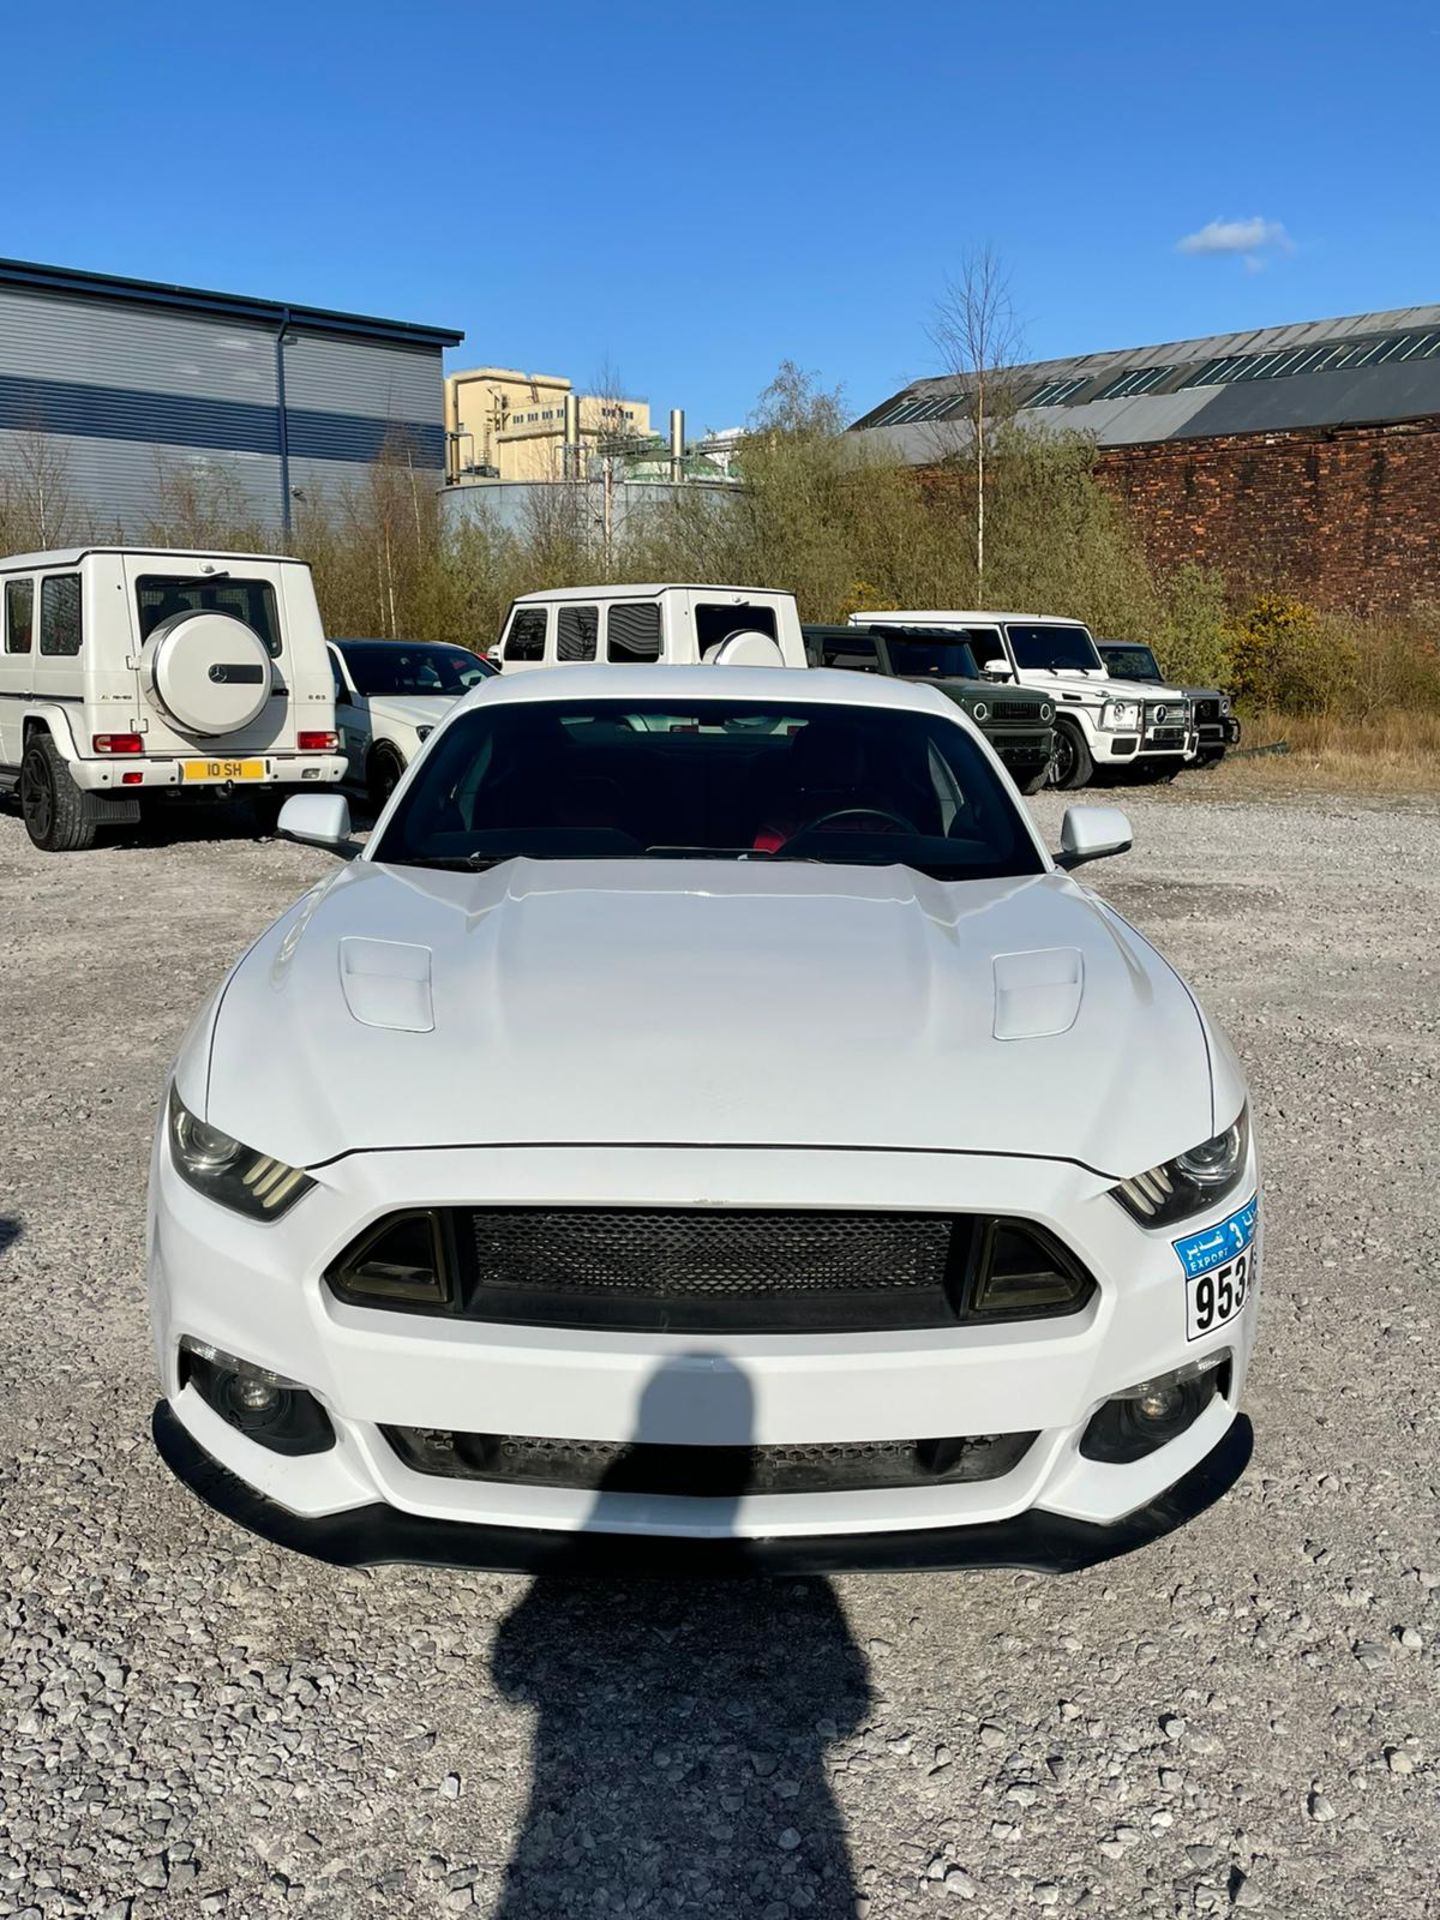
[148,666,1260,1572]
[328,638,495,810]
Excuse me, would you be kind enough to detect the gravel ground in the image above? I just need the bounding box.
[1,786,1437,1920]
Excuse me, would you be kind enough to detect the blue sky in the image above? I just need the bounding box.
[2,0,1434,430]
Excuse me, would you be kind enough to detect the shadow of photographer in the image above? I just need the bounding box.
[491,1355,871,1917]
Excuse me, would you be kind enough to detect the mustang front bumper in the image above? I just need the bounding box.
[148,1139,1261,1569]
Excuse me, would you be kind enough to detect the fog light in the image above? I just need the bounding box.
[1080,1351,1231,1465]
[178,1337,334,1456]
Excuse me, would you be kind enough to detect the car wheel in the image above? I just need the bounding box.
[1048,722,1093,792]
[366,744,406,813]
[20,733,96,852]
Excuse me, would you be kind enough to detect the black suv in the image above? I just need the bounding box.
[1097,642,1240,768]
[804,625,1056,793]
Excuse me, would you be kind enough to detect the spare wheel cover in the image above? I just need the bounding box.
[141,612,272,736]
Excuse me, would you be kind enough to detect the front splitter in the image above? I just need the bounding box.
[152,1402,1253,1577]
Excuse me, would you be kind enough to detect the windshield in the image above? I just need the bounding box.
[338,642,490,697]
[1099,645,1162,683]
[1006,624,1103,673]
[374,698,1043,883]
[880,636,982,679]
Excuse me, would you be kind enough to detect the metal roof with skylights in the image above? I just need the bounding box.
[850,304,1440,457]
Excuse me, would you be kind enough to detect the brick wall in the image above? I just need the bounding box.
[1093,415,1440,614]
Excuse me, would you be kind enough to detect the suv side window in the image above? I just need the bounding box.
[557,605,598,662]
[823,636,880,671]
[4,578,33,653]
[39,575,82,656]
[606,602,661,664]
[963,627,1008,670]
[505,608,547,662]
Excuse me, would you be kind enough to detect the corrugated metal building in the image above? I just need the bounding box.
[849,306,1440,610]
[848,304,1440,456]
[0,258,463,535]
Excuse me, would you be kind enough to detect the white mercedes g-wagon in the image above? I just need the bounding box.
[0,547,345,851]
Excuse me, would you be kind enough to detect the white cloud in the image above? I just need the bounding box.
[1177,217,1292,263]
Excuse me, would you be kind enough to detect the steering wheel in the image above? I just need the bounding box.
[794,806,918,838]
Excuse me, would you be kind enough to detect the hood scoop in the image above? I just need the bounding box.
[339,938,434,1033]
[993,948,1083,1040]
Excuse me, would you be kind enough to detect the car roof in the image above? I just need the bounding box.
[0,545,304,572]
[452,664,960,719]
[511,583,793,604]
[865,609,1090,626]
[332,636,472,649]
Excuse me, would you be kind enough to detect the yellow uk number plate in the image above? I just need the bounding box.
[182,758,266,783]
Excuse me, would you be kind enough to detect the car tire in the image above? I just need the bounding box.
[366,744,406,813]
[1048,721,1093,792]
[20,733,97,852]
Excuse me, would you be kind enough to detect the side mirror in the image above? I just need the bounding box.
[278,792,352,852]
[1055,805,1131,870]
[982,664,1013,681]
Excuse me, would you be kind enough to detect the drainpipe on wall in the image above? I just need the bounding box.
[275,309,293,535]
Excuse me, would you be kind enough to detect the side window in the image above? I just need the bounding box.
[607,602,661,664]
[964,627,1007,670]
[329,649,348,699]
[39,575,83,657]
[694,603,778,654]
[557,604,598,662]
[504,608,547,662]
[4,578,34,654]
[823,637,879,672]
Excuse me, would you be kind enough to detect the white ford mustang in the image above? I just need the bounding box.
[148,666,1260,1572]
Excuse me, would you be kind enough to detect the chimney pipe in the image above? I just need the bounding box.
[669,407,685,484]
[563,391,581,480]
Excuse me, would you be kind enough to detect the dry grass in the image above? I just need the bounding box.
[1193,710,1440,797]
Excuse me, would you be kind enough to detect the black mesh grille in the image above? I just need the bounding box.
[462,1207,963,1333]
[383,1426,1039,1495]
[988,700,1045,721]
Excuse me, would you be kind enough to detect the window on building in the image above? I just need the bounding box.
[4,578,33,653]
[39,574,83,657]
[557,604,599,662]
[606,602,661,664]
[504,607,548,662]
[1095,366,1175,401]
[136,575,282,656]
[1023,377,1090,408]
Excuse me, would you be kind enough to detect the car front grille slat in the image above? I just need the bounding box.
[383,1425,1040,1495]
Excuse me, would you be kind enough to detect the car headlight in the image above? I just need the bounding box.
[1111,1105,1249,1227]
[1038,703,1054,723]
[972,701,989,722]
[1220,696,1232,716]
[168,1087,314,1220]
[1100,699,1141,730]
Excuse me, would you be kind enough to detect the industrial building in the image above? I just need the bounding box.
[850,305,1440,611]
[0,257,462,536]
[445,368,652,483]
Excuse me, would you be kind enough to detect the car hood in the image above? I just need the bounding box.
[206,859,1213,1172]
[363,692,459,731]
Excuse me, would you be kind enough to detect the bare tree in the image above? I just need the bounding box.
[928,246,1024,596]
[0,427,78,550]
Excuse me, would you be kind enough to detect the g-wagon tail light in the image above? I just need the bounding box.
[298,730,339,752]
[94,733,143,753]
